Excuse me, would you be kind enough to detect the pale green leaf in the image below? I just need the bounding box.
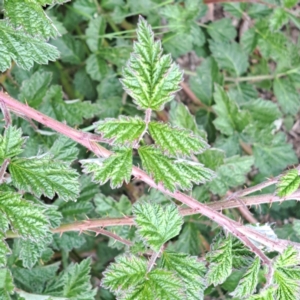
[4,0,59,39]
[9,157,80,201]
[269,8,289,31]
[160,251,206,300]
[230,257,260,298]
[148,121,208,156]
[0,268,14,299]
[207,18,237,42]
[81,148,132,188]
[133,202,183,251]
[121,17,182,110]
[209,41,249,76]
[138,146,213,192]
[85,16,106,52]
[247,287,276,300]
[102,255,147,292]
[275,246,300,268]
[277,169,300,197]
[96,116,146,146]
[206,235,232,286]
[0,126,25,164]
[0,22,59,72]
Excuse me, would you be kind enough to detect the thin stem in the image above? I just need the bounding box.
[0,159,10,184]
[92,228,133,247]
[135,108,151,148]
[0,99,11,126]
[147,247,162,272]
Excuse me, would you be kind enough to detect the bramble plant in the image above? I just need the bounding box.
[1,0,300,299]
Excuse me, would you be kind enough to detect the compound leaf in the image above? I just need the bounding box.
[133,202,183,252]
[148,122,208,156]
[96,116,146,146]
[277,169,300,197]
[9,156,80,201]
[121,16,182,110]
[230,257,260,298]
[81,148,132,189]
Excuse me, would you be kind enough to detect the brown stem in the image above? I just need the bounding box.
[92,228,133,247]
[0,159,10,184]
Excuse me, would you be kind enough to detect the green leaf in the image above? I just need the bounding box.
[210,40,249,76]
[277,169,300,197]
[96,116,146,146]
[133,202,183,252]
[102,255,147,292]
[0,22,59,72]
[148,122,208,156]
[160,251,206,300]
[269,8,289,31]
[0,191,49,240]
[274,77,300,115]
[283,0,297,8]
[247,287,276,300]
[198,148,225,171]
[213,85,250,135]
[206,235,232,286]
[0,233,10,267]
[230,257,260,298]
[85,16,106,52]
[40,85,95,126]
[207,18,237,42]
[138,146,213,192]
[0,268,14,299]
[86,54,109,81]
[81,148,132,188]
[4,0,58,39]
[121,16,182,110]
[0,126,25,164]
[9,156,80,201]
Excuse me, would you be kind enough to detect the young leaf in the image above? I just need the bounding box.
[0,126,25,164]
[0,22,59,72]
[148,121,208,156]
[160,251,206,300]
[230,257,260,298]
[277,169,300,197]
[0,268,14,299]
[96,116,146,146]
[206,235,232,286]
[9,156,80,201]
[81,148,132,188]
[133,202,183,252]
[121,16,182,110]
[102,255,147,292]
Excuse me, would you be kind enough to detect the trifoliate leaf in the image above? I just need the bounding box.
[102,255,147,292]
[230,257,260,298]
[207,18,237,42]
[210,40,249,76]
[138,146,213,192]
[160,251,206,300]
[0,22,60,72]
[269,8,289,31]
[133,202,183,252]
[213,85,250,135]
[0,191,49,240]
[148,122,208,156]
[0,268,14,299]
[81,148,132,189]
[122,268,183,300]
[206,235,232,286]
[40,85,95,126]
[9,157,80,201]
[96,116,146,146]
[277,169,300,197]
[121,17,182,110]
[4,0,59,39]
[0,126,25,164]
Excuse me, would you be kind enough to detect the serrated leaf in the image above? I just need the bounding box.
[0,126,25,164]
[52,232,86,252]
[9,156,80,201]
[277,169,300,197]
[40,85,95,126]
[138,146,213,192]
[241,27,258,54]
[4,0,59,39]
[81,148,132,188]
[133,202,183,251]
[161,251,206,300]
[231,238,254,269]
[210,40,248,76]
[213,85,250,135]
[207,18,237,42]
[206,236,232,286]
[0,233,10,267]
[247,287,276,300]
[269,8,289,31]
[86,54,109,81]
[0,191,49,240]
[0,268,14,299]
[102,255,147,292]
[0,22,59,72]
[121,17,182,110]
[230,257,260,298]
[96,116,146,146]
[148,122,208,156]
